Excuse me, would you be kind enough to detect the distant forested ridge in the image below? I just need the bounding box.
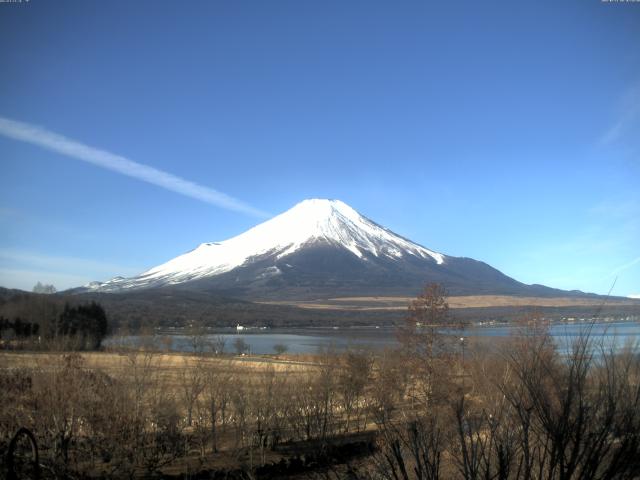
[1,286,639,337]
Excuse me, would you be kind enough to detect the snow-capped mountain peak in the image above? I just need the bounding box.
[86,199,445,292]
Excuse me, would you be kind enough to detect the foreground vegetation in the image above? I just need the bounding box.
[1,285,639,479]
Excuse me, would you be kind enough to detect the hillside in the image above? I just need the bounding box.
[77,199,605,300]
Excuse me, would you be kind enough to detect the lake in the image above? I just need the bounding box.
[105,321,640,355]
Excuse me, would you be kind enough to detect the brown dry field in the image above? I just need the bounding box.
[0,350,319,385]
[260,295,640,311]
[0,351,338,474]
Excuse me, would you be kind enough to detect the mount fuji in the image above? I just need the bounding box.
[80,199,577,299]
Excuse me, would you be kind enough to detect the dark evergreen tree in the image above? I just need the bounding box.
[56,302,109,349]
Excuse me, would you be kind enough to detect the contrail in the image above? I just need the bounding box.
[0,116,269,218]
[606,255,640,278]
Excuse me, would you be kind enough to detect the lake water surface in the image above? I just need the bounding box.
[106,321,640,355]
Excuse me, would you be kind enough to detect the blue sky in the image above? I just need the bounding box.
[1,0,639,297]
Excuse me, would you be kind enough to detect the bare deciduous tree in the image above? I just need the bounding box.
[178,357,205,427]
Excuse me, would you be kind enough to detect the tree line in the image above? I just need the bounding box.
[0,317,40,338]
[1,284,639,479]
[0,297,109,350]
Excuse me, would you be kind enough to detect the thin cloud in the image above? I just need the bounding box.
[0,248,142,277]
[599,84,640,145]
[0,249,144,290]
[0,116,269,218]
[0,267,98,292]
[588,197,640,219]
[606,255,640,279]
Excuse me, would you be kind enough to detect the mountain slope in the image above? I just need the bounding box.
[81,199,585,299]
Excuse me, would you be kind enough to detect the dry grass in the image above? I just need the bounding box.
[0,350,318,383]
[259,295,640,311]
